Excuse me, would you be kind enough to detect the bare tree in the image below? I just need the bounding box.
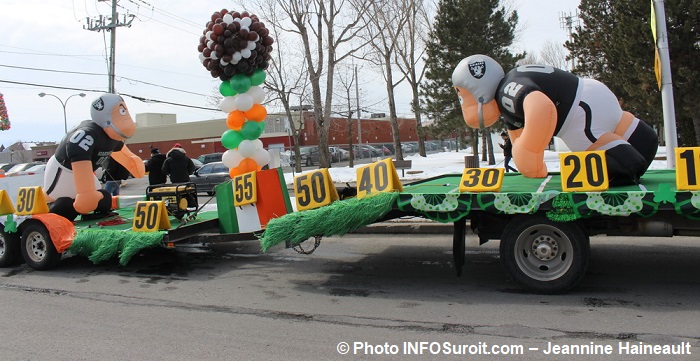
[394,0,432,157]
[361,0,409,161]
[540,40,568,70]
[334,63,359,167]
[266,0,374,168]
[259,3,311,173]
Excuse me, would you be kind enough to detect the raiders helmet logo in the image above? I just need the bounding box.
[468,61,486,79]
[92,98,105,111]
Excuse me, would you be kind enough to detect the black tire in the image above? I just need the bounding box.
[20,222,62,271]
[305,157,312,166]
[0,230,22,267]
[206,191,215,196]
[500,215,589,294]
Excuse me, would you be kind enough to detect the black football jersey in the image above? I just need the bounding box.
[495,65,580,135]
[54,120,124,171]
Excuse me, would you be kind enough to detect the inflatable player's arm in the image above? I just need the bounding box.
[111,146,146,178]
[72,160,103,214]
[511,91,557,178]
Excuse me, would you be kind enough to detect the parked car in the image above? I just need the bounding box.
[329,146,349,162]
[13,163,46,176]
[5,162,43,177]
[0,163,17,172]
[197,152,224,164]
[290,146,320,167]
[189,161,231,195]
[191,158,204,170]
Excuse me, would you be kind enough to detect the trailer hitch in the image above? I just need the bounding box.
[291,235,323,255]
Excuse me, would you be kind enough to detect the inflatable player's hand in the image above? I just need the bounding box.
[74,190,104,214]
[512,140,548,178]
[130,155,146,178]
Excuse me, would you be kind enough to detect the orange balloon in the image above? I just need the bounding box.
[238,157,259,173]
[226,110,246,130]
[244,104,267,122]
[229,166,243,178]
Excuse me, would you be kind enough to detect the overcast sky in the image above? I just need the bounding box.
[0,0,580,148]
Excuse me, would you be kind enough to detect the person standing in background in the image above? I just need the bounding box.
[162,143,195,183]
[101,157,131,195]
[499,132,517,173]
[145,148,167,185]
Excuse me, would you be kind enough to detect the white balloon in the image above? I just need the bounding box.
[220,96,238,113]
[238,140,258,158]
[220,59,229,66]
[207,40,214,48]
[199,53,205,63]
[247,41,256,50]
[240,48,251,59]
[232,52,242,62]
[233,93,254,112]
[222,149,243,168]
[248,86,266,104]
[240,17,252,28]
[252,149,271,167]
[222,14,234,24]
[206,31,214,41]
[210,52,218,60]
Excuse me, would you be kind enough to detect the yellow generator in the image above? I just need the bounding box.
[146,183,198,220]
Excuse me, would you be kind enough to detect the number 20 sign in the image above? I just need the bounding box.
[559,150,609,192]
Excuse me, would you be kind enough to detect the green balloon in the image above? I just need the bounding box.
[219,81,237,97]
[250,69,266,86]
[230,73,252,94]
[241,121,263,140]
[221,129,244,149]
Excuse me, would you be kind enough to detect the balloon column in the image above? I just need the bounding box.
[197,9,274,177]
[0,92,10,131]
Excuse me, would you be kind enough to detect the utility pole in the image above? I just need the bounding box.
[559,11,580,71]
[355,66,362,149]
[84,0,135,93]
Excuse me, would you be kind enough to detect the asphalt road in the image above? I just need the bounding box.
[1,233,698,360]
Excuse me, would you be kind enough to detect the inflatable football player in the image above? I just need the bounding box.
[43,93,145,220]
[452,54,658,186]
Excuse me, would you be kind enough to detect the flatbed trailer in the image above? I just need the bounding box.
[2,164,699,294]
[260,168,700,294]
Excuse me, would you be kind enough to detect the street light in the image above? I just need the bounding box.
[38,92,86,134]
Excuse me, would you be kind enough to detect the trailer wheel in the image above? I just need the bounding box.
[21,222,62,270]
[500,216,589,294]
[0,230,22,267]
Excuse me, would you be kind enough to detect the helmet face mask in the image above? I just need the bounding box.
[455,86,500,129]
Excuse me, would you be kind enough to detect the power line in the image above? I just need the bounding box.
[0,64,209,96]
[0,79,218,111]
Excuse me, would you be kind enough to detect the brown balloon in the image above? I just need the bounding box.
[197,43,205,52]
[231,11,241,19]
[262,36,274,46]
[213,23,224,35]
[211,12,221,21]
[258,28,269,37]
